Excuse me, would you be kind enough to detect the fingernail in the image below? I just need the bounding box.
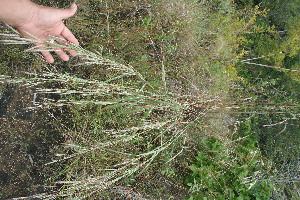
[71,3,76,9]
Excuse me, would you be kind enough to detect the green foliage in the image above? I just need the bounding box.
[260,0,300,30]
[233,4,300,191]
[236,0,300,84]
[283,20,300,57]
[185,135,273,200]
[236,112,300,199]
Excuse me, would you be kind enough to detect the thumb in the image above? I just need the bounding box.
[59,3,78,20]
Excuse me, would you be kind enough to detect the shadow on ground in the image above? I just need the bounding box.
[0,84,64,199]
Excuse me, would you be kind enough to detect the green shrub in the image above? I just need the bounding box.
[185,136,273,200]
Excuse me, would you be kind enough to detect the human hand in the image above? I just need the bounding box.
[16,3,79,63]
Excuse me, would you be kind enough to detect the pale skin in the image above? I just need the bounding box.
[0,0,79,63]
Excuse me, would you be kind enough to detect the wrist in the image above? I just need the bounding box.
[13,0,40,27]
[0,0,39,27]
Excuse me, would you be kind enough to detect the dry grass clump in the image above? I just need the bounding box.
[0,0,244,199]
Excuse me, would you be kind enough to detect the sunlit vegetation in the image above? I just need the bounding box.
[0,0,299,199]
